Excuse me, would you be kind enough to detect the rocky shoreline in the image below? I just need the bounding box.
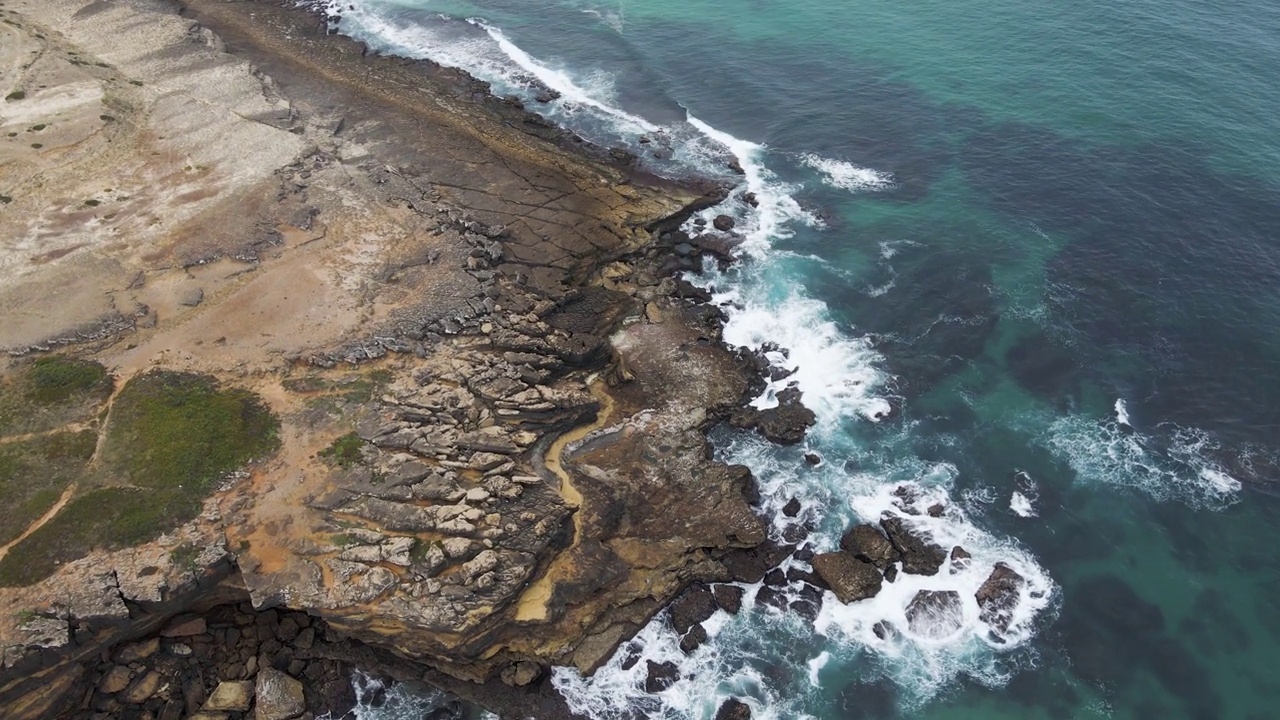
[0,1,816,718]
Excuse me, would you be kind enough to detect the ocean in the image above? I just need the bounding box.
[308,0,1280,718]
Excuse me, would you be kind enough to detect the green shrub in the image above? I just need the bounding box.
[27,356,110,405]
[103,370,279,493]
[319,432,364,468]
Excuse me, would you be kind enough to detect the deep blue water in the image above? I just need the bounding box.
[312,1,1280,718]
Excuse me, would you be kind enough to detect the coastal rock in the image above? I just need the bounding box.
[669,583,718,633]
[905,590,964,639]
[712,584,744,614]
[499,661,541,687]
[204,680,254,712]
[255,667,306,720]
[730,387,816,444]
[879,517,946,575]
[679,623,707,654]
[782,497,802,517]
[839,524,900,570]
[114,637,160,663]
[811,552,882,604]
[713,214,736,231]
[121,670,163,704]
[644,660,680,693]
[715,698,753,720]
[98,665,132,694]
[975,562,1025,634]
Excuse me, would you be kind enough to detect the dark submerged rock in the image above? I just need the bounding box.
[715,697,753,720]
[905,590,964,639]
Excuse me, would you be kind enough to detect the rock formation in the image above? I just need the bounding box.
[0,0,810,716]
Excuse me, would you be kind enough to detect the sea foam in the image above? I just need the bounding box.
[1045,404,1241,510]
[801,153,895,192]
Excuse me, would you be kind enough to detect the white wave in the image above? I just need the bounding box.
[552,608,811,720]
[801,153,894,192]
[467,19,659,133]
[339,671,460,720]
[806,651,831,686]
[1009,491,1037,517]
[713,286,891,424]
[579,4,626,33]
[1114,398,1131,427]
[1044,413,1241,510]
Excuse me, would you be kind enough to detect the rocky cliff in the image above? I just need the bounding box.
[0,1,802,717]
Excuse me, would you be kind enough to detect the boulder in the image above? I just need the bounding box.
[712,584,744,615]
[715,698,753,720]
[782,497,802,517]
[644,660,680,693]
[905,590,964,639]
[669,583,717,633]
[204,680,254,712]
[690,232,744,261]
[976,562,1025,634]
[839,524,899,570]
[121,671,163,704]
[679,623,707,654]
[879,517,946,575]
[811,552,882,604]
[255,667,306,720]
[98,665,132,694]
[114,637,160,663]
[713,215,736,232]
[730,387,816,444]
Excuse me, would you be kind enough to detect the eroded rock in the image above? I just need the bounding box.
[811,552,882,604]
[976,563,1025,635]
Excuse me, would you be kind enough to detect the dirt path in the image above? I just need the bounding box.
[0,483,76,562]
[0,421,91,446]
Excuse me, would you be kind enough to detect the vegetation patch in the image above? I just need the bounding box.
[0,487,195,587]
[27,355,111,405]
[0,356,113,438]
[0,371,279,586]
[0,430,96,546]
[319,432,365,468]
[102,370,278,492]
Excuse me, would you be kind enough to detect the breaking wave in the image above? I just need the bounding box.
[1044,401,1241,510]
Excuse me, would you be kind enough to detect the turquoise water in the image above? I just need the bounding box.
[312,0,1280,718]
